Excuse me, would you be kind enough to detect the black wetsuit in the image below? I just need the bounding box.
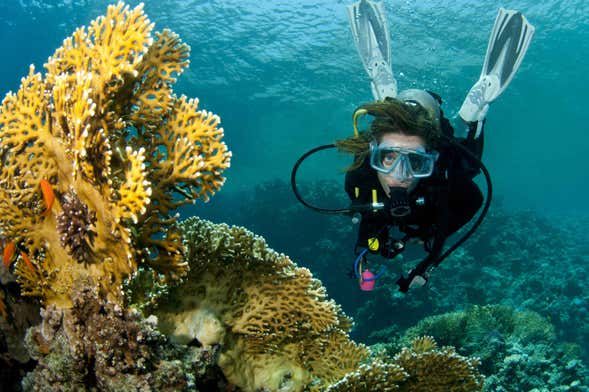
[345,117,484,282]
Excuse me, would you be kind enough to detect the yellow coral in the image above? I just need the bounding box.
[322,336,483,392]
[394,336,484,392]
[325,360,408,392]
[146,219,483,392]
[154,217,368,392]
[116,146,151,225]
[0,3,230,307]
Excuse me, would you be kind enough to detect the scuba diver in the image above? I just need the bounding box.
[291,1,535,293]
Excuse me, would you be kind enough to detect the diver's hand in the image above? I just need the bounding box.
[397,269,429,293]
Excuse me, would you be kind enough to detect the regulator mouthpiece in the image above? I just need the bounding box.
[389,187,411,218]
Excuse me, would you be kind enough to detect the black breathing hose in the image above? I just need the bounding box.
[434,136,493,265]
[290,143,353,215]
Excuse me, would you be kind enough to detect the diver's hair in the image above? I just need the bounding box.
[335,98,440,171]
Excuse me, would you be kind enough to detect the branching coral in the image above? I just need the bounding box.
[151,217,368,392]
[0,2,230,307]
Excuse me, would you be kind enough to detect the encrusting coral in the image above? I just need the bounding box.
[0,2,230,307]
[22,280,220,391]
[152,216,369,392]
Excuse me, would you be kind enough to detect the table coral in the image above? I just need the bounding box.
[0,2,230,307]
[393,336,484,391]
[325,359,408,391]
[153,217,369,392]
[322,336,483,392]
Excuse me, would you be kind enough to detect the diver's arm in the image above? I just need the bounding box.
[449,121,485,180]
[463,120,484,160]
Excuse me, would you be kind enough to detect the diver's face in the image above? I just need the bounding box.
[376,133,426,194]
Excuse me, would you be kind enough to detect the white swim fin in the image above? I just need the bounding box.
[459,8,535,130]
[347,0,397,100]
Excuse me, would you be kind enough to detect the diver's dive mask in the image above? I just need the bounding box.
[370,141,439,182]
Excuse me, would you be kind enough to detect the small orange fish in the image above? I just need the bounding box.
[40,179,55,216]
[0,296,7,320]
[2,241,16,268]
[20,252,36,273]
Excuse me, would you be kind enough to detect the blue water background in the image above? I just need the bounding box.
[2,0,588,214]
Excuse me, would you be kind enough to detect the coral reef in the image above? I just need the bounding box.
[129,216,483,392]
[1,185,486,391]
[398,305,589,391]
[326,336,483,392]
[325,359,408,392]
[191,179,358,307]
[0,266,40,391]
[22,280,221,391]
[393,336,484,392]
[5,2,580,389]
[191,179,589,389]
[0,2,231,307]
[151,216,368,392]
